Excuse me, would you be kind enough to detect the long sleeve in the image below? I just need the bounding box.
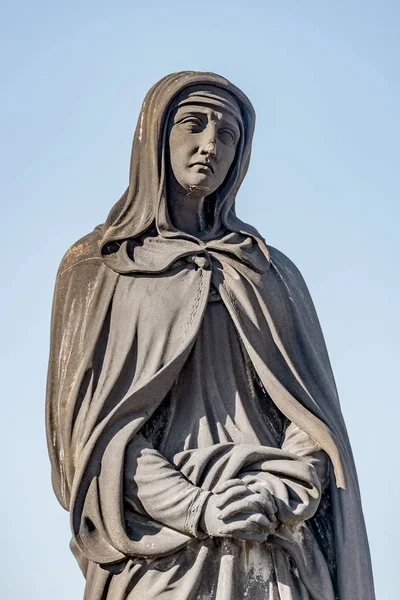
[281,421,329,489]
[123,435,211,537]
[278,421,329,523]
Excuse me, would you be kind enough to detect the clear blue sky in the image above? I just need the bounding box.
[1,1,398,598]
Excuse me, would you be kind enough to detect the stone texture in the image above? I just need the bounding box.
[46,71,375,599]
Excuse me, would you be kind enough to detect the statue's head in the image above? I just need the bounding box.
[101,72,265,272]
[167,85,242,200]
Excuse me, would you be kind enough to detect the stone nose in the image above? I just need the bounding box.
[202,141,216,157]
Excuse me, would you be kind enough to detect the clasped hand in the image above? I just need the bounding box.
[200,478,278,542]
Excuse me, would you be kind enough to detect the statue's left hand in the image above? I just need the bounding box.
[212,478,279,538]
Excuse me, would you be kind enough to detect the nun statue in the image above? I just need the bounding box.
[46,72,375,599]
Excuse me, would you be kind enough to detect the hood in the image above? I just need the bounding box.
[100,71,269,274]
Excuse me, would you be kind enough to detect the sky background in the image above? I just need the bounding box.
[1,1,399,598]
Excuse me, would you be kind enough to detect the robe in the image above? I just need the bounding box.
[80,280,334,600]
[46,226,374,599]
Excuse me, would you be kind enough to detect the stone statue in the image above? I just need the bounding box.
[46,72,375,599]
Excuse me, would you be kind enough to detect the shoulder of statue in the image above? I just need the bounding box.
[57,225,106,278]
[267,245,304,282]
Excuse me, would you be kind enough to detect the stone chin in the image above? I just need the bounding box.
[180,172,216,195]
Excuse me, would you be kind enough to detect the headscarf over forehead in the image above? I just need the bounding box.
[172,84,242,122]
[101,71,267,273]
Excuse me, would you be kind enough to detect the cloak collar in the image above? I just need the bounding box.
[103,230,270,275]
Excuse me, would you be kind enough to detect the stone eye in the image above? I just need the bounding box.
[219,128,236,146]
[180,116,204,131]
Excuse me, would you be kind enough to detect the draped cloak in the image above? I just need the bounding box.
[45,72,375,599]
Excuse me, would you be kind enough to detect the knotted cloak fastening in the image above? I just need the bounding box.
[46,71,375,600]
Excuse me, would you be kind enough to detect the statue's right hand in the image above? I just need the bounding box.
[200,493,226,537]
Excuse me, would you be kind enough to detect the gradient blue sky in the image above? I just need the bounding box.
[1,1,399,598]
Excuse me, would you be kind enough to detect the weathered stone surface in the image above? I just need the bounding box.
[46,72,375,599]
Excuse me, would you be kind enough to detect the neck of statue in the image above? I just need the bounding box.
[167,182,212,239]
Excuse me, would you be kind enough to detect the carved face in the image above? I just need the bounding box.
[167,103,241,197]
